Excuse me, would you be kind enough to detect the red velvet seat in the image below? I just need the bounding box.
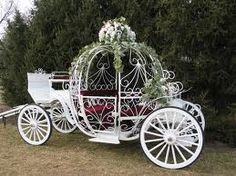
[80,90,118,96]
[84,104,114,114]
[80,90,151,117]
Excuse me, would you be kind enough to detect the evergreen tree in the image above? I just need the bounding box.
[0,11,30,106]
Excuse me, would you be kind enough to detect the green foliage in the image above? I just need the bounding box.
[207,103,236,146]
[0,11,30,106]
[153,0,236,113]
[142,75,167,104]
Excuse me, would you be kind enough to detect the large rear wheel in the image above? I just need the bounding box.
[140,107,204,169]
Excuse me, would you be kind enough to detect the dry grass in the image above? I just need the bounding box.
[0,102,236,176]
[0,120,236,176]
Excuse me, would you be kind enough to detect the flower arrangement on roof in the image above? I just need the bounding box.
[98,17,136,43]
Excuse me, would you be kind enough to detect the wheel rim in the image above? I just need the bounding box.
[183,101,205,131]
[17,105,52,145]
[140,107,203,169]
[51,103,76,133]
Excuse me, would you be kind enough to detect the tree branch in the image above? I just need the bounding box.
[0,0,14,24]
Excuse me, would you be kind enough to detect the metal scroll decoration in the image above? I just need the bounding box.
[34,68,46,74]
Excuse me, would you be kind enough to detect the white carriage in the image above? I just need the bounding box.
[0,18,205,169]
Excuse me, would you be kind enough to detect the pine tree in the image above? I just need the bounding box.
[0,11,30,106]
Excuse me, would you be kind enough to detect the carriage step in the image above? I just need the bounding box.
[89,133,120,144]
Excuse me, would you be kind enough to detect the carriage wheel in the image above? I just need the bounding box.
[140,107,203,169]
[183,101,205,131]
[51,101,77,133]
[17,105,52,145]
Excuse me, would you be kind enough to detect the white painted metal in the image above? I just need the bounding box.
[168,99,205,130]
[27,72,51,104]
[50,101,77,133]
[89,133,120,144]
[140,107,203,169]
[17,105,52,145]
[69,45,166,142]
[0,104,27,119]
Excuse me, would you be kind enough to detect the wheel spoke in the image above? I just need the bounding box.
[165,144,170,163]
[27,110,34,120]
[53,118,62,123]
[155,143,167,159]
[33,109,39,120]
[57,119,63,129]
[20,122,30,126]
[36,114,44,121]
[23,112,31,121]
[38,119,48,124]
[149,123,164,134]
[165,113,170,130]
[177,139,199,146]
[35,130,41,141]
[38,124,49,127]
[24,128,32,136]
[177,124,194,134]
[176,141,194,155]
[174,144,187,161]
[33,130,36,141]
[37,128,45,138]
[21,117,30,124]
[38,126,48,134]
[145,138,164,143]
[156,116,167,130]
[171,112,176,129]
[171,145,177,164]
[175,116,186,132]
[61,121,66,129]
[149,141,165,152]
[52,111,61,116]
[144,131,163,137]
[29,130,33,140]
[64,121,68,130]
[22,126,31,131]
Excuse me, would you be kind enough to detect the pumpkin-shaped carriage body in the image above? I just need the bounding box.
[69,41,204,169]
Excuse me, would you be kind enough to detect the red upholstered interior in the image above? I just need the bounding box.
[51,75,70,79]
[84,104,150,117]
[81,90,150,117]
[80,90,118,96]
[85,104,114,114]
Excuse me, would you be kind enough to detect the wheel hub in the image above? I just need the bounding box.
[164,131,176,145]
[30,120,38,130]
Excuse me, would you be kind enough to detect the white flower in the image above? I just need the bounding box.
[160,78,166,83]
[98,18,136,43]
[161,85,168,91]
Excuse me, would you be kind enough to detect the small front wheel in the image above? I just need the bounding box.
[140,107,203,169]
[17,105,52,145]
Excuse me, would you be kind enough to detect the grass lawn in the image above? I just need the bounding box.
[0,121,236,176]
